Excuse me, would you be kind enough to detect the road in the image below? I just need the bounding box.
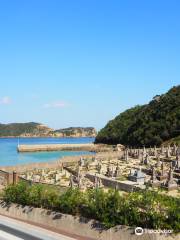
[0,215,76,240]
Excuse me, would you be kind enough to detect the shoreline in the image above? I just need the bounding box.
[0,154,94,172]
[0,150,118,172]
[0,142,114,172]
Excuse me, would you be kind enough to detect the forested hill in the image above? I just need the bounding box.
[52,127,97,137]
[95,86,180,147]
[0,122,97,137]
[0,122,52,137]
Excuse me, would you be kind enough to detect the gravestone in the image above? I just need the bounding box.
[154,146,157,158]
[69,174,75,188]
[96,162,102,174]
[175,146,180,170]
[150,166,160,187]
[166,146,171,158]
[94,174,103,188]
[173,144,177,156]
[79,157,85,167]
[114,163,121,178]
[156,154,161,167]
[106,165,112,177]
[157,162,167,181]
[128,169,145,183]
[124,149,129,163]
[164,165,177,191]
[144,154,150,165]
[161,145,165,155]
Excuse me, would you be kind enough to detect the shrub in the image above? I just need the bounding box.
[3,183,180,232]
[3,182,30,205]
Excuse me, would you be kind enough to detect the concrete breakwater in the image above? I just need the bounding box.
[17,143,97,152]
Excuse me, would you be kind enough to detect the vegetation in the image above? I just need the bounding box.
[3,182,180,231]
[0,122,96,137]
[95,86,180,147]
[163,135,180,146]
[0,122,50,137]
[52,127,96,137]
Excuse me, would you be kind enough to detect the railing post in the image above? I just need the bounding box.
[13,171,18,185]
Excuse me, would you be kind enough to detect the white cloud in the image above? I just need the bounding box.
[43,101,69,109]
[0,96,12,105]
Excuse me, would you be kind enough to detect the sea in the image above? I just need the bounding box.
[0,137,95,166]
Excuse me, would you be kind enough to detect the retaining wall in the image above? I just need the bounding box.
[0,202,178,240]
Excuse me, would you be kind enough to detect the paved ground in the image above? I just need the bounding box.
[0,215,76,240]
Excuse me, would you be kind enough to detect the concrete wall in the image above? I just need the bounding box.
[0,201,178,240]
[85,173,139,192]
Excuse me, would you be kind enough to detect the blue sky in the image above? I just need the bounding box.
[0,0,179,130]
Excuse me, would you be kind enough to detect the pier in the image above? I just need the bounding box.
[17,143,96,152]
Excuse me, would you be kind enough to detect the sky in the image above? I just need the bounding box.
[0,0,179,130]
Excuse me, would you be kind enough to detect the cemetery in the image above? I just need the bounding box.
[18,144,180,196]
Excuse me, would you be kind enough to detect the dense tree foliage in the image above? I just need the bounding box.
[163,135,180,146]
[95,86,180,147]
[3,182,180,231]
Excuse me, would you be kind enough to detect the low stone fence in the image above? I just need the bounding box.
[0,161,77,188]
[0,170,18,186]
[0,201,178,240]
[0,169,66,190]
[0,169,37,187]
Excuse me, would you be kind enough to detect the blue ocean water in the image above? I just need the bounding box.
[0,137,95,166]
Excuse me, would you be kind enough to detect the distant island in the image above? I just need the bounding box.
[0,122,97,138]
[95,85,180,147]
